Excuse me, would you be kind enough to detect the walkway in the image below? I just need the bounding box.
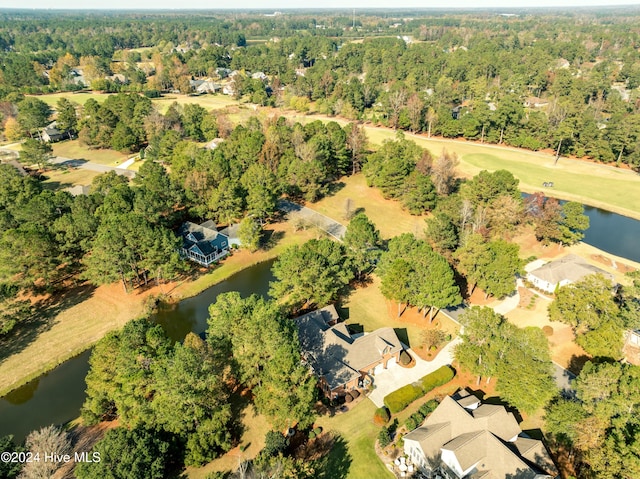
[277,199,346,240]
[368,338,461,408]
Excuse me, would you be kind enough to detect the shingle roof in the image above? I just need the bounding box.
[405,391,557,478]
[180,221,228,256]
[295,306,402,390]
[528,254,613,286]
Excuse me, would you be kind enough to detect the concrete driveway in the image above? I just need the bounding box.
[368,338,461,408]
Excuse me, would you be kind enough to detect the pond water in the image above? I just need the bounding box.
[0,259,275,442]
[1,200,639,443]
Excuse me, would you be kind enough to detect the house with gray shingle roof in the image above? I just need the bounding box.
[295,305,403,398]
[526,254,613,293]
[179,220,230,267]
[404,389,558,479]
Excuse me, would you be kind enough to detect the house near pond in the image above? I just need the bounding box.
[295,305,403,399]
[526,254,614,294]
[404,389,558,479]
[179,220,230,267]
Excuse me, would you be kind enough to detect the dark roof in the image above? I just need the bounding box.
[180,221,228,255]
[295,305,403,390]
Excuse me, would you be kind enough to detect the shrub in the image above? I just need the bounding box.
[405,416,419,431]
[542,325,554,336]
[345,393,353,403]
[308,431,316,439]
[418,399,439,417]
[351,389,360,399]
[399,350,412,366]
[421,366,455,393]
[378,427,392,448]
[373,407,391,425]
[263,431,288,457]
[384,383,424,414]
[313,427,322,436]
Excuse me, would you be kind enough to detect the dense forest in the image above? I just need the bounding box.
[2,8,640,479]
[3,9,640,165]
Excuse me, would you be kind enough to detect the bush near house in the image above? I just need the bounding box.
[384,384,424,414]
[421,366,455,392]
[384,366,455,414]
[373,407,391,425]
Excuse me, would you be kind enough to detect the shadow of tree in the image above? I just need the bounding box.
[567,354,590,375]
[262,229,284,251]
[0,282,96,362]
[314,434,352,479]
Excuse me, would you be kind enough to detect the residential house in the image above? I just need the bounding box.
[179,220,230,267]
[526,254,614,293]
[404,389,558,479]
[196,81,221,94]
[295,305,403,398]
[219,223,242,248]
[524,97,549,108]
[42,121,67,142]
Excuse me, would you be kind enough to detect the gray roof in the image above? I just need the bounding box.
[528,254,613,286]
[405,391,557,478]
[179,221,228,256]
[295,306,402,390]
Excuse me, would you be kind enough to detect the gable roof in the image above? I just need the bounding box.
[179,221,228,256]
[295,306,403,390]
[405,390,557,478]
[528,254,613,286]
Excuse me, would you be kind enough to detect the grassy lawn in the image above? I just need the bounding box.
[151,94,239,114]
[30,92,111,108]
[52,140,129,166]
[340,277,424,350]
[41,167,101,190]
[355,127,640,220]
[311,174,427,240]
[315,400,393,479]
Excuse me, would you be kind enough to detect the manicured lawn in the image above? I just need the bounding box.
[311,174,428,240]
[52,140,129,166]
[360,127,640,220]
[41,167,101,190]
[340,277,424,350]
[151,94,239,114]
[30,92,111,108]
[315,400,393,479]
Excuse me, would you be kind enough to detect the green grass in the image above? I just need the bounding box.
[315,400,393,479]
[52,140,129,166]
[340,277,424,349]
[30,92,111,108]
[312,174,427,240]
[358,127,640,220]
[151,94,239,114]
[41,167,101,190]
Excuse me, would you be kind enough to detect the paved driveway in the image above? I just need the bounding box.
[368,338,461,408]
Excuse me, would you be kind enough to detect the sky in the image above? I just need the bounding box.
[1,0,640,10]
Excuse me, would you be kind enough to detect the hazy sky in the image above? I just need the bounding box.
[1,0,640,10]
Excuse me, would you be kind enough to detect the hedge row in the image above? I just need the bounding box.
[383,365,455,414]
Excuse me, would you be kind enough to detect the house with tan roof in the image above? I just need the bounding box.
[295,305,403,399]
[404,389,558,479]
[526,254,613,293]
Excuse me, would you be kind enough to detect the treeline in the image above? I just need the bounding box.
[4,12,640,165]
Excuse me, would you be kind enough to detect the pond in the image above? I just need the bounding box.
[0,259,275,442]
[2,199,640,443]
